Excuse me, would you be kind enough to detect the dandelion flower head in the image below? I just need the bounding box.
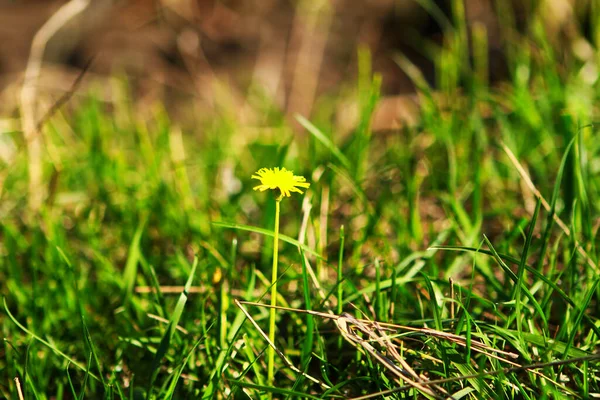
[252,167,310,198]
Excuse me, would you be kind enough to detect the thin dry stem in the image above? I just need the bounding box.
[14,377,24,400]
[234,299,331,390]
[319,183,330,281]
[235,300,589,398]
[298,192,330,303]
[335,312,445,399]
[501,142,599,274]
[20,0,93,211]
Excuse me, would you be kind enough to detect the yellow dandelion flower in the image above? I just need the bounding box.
[251,167,310,198]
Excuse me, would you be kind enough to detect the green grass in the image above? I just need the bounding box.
[2,3,600,399]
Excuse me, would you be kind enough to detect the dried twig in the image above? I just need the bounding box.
[237,300,592,399]
[350,354,599,400]
[136,286,206,294]
[335,312,445,399]
[239,300,518,358]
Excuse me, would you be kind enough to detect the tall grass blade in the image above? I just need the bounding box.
[212,221,324,259]
[146,256,198,399]
[513,198,542,339]
[296,115,351,170]
[122,216,148,306]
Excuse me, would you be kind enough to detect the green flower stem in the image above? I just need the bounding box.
[267,198,281,386]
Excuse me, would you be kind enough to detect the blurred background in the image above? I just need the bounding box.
[1,0,596,131]
[2,2,600,398]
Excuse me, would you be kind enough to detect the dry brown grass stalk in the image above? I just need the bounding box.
[502,142,599,275]
[20,0,96,211]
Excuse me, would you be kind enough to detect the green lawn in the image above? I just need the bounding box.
[2,4,600,399]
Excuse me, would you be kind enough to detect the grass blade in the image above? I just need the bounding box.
[122,216,148,306]
[296,115,351,170]
[3,298,100,382]
[212,221,324,260]
[146,256,198,398]
[513,198,542,339]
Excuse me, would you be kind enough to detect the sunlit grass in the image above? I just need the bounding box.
[2,3,600,399]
